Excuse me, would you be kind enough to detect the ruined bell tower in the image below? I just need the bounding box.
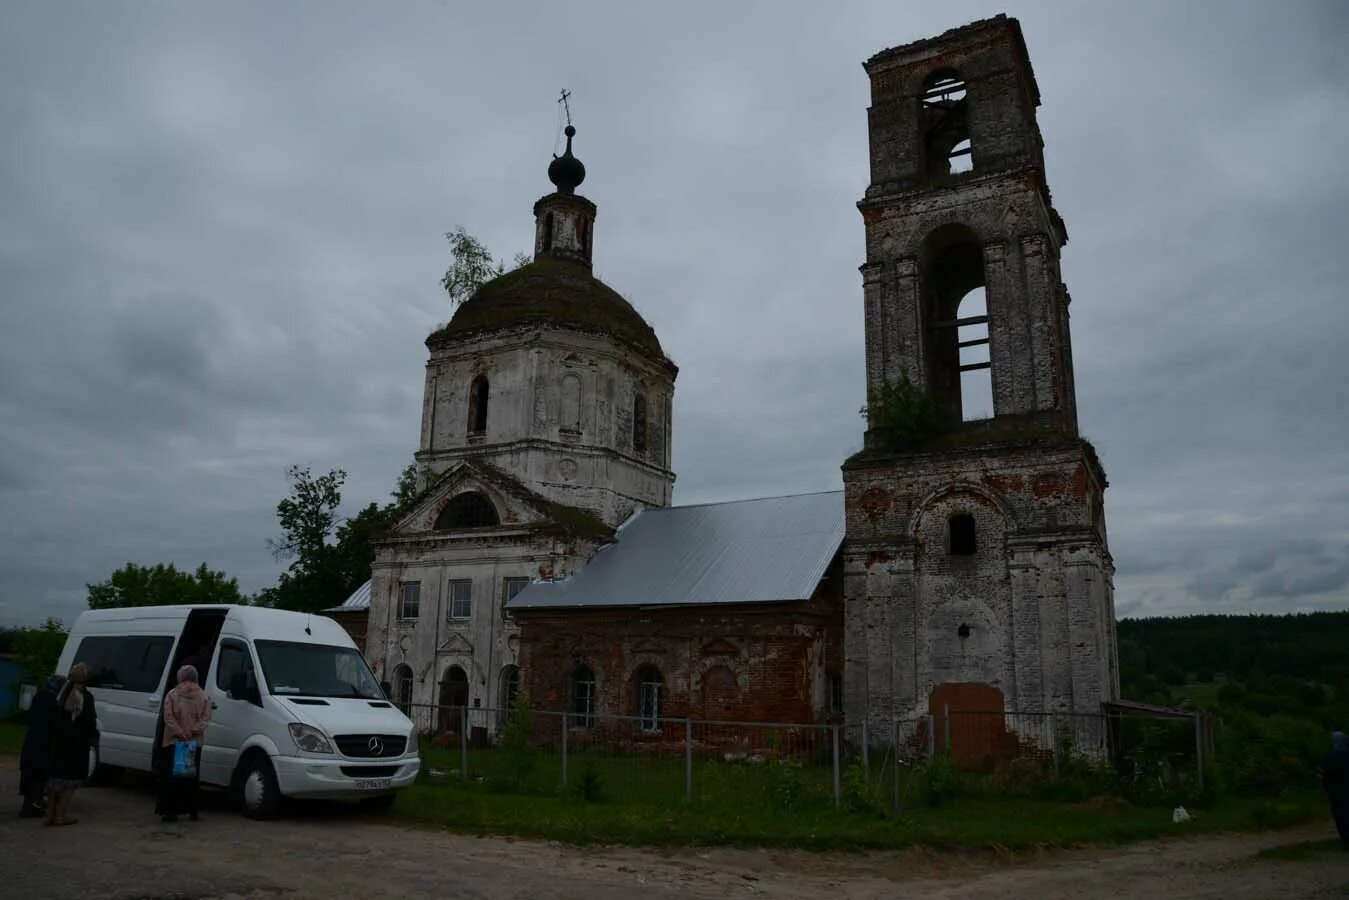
[842,16,1119,735]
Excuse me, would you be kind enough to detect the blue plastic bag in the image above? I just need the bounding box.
[171,739,198,779]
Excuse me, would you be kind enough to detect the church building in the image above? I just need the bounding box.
[342,15,1120,744]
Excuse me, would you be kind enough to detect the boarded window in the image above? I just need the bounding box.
[561,374,581,430]
[702,665,738,721]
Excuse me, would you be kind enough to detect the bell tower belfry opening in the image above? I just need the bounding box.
[843,16,1119,746]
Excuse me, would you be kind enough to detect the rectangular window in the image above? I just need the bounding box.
[502,577,530,610]
[449,579,473,619]
[73,635,174,693]
[400,582,421,619]
[639,680,662,732]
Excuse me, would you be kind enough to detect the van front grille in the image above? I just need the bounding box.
[334,734,406,758]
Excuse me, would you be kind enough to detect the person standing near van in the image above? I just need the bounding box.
[17,675,63,818]
[46,663,96,827]
[156,664,212,822]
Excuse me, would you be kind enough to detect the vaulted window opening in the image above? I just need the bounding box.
[949,513,977,556]
[543,213,554,252]
[921,70,971,178]
[561,374,581,431]
[921,224,991,424]
[438,665,469,732]
[468,375,489,434]
[435,491,500,530]
[392,664,413,714]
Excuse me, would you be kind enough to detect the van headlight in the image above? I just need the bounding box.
[408,727,419,756]
[288,723,334,754]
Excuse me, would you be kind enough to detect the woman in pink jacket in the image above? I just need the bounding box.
[156,664,212,823]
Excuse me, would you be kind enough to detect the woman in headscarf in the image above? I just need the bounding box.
[17,675,63,818]
[156,663,212,822]
[1324,731,1349,847]
[46,663,96,827]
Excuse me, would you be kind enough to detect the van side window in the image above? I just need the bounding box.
[73,635,174,693]
[215,641,255,694]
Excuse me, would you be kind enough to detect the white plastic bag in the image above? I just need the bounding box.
[1172,806,1191,823]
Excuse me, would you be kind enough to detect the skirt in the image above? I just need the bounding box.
[154,744,200,816]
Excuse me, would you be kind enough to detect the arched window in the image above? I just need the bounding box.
[561,374,581,431]
[578,215,589,257]
[435,492,500,530]
[570,665,595,728]
[921,70,971,178]
[949,513,977,556]
[632,393,648,454]
[438,665,469,732]
[701,665,738,721]
[467,375,489,434]
[500,664,521,712]
[543,213,554,252]
[920,224,990,423]
[956,286,992,420]
[393,664,413,714]
[634,665,662,732]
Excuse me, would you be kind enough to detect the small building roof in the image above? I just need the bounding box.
[324,579,371,613]
[508,490,844,610]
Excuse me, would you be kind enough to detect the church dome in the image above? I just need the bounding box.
[427,256,667,362]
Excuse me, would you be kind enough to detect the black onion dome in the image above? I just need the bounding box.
[428,257,668,363]
[547,125,585,194]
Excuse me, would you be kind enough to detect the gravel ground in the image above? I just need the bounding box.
[2,763,1345,899]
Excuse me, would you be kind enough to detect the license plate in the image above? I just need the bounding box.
[354,777,392,791]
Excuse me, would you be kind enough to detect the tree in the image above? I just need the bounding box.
[87,562,245,609]
[439,227,530,308]
[861,375,945,452]
[259,462,426,613]
[15,618,68,681]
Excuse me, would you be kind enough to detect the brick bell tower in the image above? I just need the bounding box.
[842,16,1119,739]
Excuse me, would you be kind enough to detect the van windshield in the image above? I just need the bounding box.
[253,640,384,700]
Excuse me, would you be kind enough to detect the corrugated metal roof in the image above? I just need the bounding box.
[324,579,371,613]
[508,491,844,610]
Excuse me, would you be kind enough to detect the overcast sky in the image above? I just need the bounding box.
[2,1,1347,628]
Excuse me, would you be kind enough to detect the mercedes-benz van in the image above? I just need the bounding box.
[55,604,419,818]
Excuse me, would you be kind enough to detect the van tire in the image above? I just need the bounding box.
[238,757,281,820]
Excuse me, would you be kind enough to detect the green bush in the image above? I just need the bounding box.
[915,753,960,807]
[571,758,604,804]
[862,376,945,452]
[842,762,882,816]
[765,761,810,810]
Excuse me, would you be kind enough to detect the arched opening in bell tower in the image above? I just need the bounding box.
[921,70,971,178]
[920,225,992,423]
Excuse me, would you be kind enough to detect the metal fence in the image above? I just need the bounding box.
[405,702,1212,811]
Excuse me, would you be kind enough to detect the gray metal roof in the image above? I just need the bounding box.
[508,490,844,610]
[323,579,371,613]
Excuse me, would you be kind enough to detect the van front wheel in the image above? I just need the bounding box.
[239,758,281,820]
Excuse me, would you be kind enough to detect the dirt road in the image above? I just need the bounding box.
[2,765,1344,899]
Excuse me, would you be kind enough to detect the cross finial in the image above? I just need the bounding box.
[558,89,573,127]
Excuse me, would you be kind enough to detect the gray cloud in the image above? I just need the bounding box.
[2,0,1347,627]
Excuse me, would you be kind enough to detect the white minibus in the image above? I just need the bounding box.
[55,604,419,818]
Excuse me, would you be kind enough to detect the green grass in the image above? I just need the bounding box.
[0,719,25,756]
[396,744,1330,850]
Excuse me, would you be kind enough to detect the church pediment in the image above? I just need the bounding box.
[439,632,474,654]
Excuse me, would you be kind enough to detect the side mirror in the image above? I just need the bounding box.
[380,680,393,700]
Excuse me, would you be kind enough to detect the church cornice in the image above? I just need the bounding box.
[416,437,677,482]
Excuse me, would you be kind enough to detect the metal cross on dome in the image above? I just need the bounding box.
[558,89,572,127]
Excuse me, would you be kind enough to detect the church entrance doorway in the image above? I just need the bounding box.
[438,665,469,733]
[929,682,1013,771]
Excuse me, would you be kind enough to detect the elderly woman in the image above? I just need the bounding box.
[46,663,96,827]
[1325,731,1349,847]
[156,664,212,823]
[17,675,63,818]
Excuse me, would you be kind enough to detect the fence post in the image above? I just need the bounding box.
[861,719,869,775]
[891,718,900,815]
[1194,712,1205,793]
[1050,713,1060,779]
[460,706,468,782]
[943,704,950,754]
[684,718,693,804]
[561,713,568,788]
[831,725,841,808]
[926,713,935,759]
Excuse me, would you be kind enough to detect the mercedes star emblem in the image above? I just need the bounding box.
[368,736,384,755]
